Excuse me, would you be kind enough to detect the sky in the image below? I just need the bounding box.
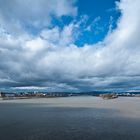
[0,0,140,92]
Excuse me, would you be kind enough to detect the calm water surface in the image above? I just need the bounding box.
[0,97,140,140]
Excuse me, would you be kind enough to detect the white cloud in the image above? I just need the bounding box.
[0,0,77,35]
[0,0,140,91]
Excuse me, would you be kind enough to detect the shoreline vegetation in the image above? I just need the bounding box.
[99,93,118,99]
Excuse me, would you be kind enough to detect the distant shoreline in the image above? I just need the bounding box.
[0,94,139,101]
[1,91,140,101]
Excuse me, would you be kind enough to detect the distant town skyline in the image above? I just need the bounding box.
[0,0,140,92]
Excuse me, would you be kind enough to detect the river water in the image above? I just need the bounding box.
[0,97,140,140]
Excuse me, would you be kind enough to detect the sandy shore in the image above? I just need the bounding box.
[0,96,140,118]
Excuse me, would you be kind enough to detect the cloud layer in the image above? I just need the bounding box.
[0,0,140,91]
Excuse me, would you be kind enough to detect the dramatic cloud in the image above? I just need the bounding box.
[0,0,140,91]
[0,0,77,35]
